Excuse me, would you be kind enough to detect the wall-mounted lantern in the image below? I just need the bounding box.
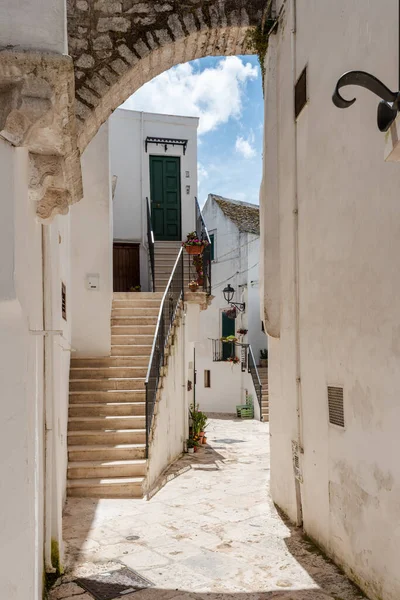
[223,284,245,312]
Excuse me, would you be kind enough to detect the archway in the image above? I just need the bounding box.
[67,0,269,151]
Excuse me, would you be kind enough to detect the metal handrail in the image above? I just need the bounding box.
[144,247,184,457]
[248,345,262,417]
[146,197,155,291]
[195,197,212,294]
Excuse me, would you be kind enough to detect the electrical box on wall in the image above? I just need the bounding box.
[86,274,100,290]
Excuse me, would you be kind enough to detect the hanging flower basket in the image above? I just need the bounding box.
[224,307,237,320]
[182,231,209,255]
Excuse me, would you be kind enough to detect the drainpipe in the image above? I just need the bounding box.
[291,0,304,526]
[42,225,56,573]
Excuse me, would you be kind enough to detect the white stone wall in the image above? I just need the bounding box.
[71,123,113,357]
[262,1,400,599]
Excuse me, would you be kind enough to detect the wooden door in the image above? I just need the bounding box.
[113,243,140,292]
[150,155,181,240]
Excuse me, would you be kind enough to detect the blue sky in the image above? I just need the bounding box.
[121,55,264,207]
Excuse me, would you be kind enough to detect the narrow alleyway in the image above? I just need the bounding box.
[55,417,366,600]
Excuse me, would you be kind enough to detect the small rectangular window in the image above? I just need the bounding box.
[328,386,344,427]
[261,320,265,333]
[295,66,307,119]
[209,233,215,261]
[204,370,211,388]
[61,282,67,321]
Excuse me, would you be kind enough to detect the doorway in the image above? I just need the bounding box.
[113,243,140,292]
[149,155,181,241]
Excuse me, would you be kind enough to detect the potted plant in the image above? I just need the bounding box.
[189,280,199,292]
[187,438,195,454]
[182,232,209,255]
[237,328,248,336]
[197,410,208,443]
[260,348,268,368]
[129,285,141,292]
[227,356,240,365]
[224,307,237,320]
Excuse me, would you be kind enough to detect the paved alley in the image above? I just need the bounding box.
[54,417,366,600]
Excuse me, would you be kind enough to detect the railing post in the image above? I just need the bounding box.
[145,381,149,459]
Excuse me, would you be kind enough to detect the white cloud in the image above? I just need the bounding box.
[121,57,258,135]
[198,163,209,184]
[235,131,256,159]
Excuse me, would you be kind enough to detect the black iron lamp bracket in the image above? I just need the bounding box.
[229,301,246,312]
[332,71,400,132]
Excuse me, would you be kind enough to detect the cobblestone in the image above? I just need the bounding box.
[55,417,366,600]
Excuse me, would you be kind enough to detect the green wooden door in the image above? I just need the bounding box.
[222,312,235,360]
[150,156,181,240]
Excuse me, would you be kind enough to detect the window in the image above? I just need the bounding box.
[295,66,307,119]
[204,370,211,388]
[209,233,215,261]
[261,320,265,333]
[61,282,67,321]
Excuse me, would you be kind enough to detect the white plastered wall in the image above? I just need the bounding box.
[262,1,400,598]
[71,123,113,357]
[195,197,267,414]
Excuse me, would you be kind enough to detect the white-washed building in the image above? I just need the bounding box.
[110,108,199,292]
[195,194,268,419]
[261,2,400,599]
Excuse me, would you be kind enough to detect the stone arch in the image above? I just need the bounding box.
[67,0,268,151]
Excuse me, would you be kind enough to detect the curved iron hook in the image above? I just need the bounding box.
[332,71,398,109]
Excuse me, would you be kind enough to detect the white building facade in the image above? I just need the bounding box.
[110,109,199,291]
[261,2,400,599]
[195,194,267,417]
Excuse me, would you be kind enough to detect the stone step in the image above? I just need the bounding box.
[111,325,156,335]
[69,390,145,403]
[113,292,163,299]
[111,316,157,326]
[111,334,154,345]
[112,298,161,307]
[112,307,159,317]
[68,415,145,431]
[68,429,146,445]
[68,443,146,462]
[70,367,147,379]
[67,476,144,498]
[71,356,149,368]
[70,379,145,392]
[69,402,145,417]
[111,345,153,357]
[68,459,147,480]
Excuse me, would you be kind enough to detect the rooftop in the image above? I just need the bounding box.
[211,194,260,235]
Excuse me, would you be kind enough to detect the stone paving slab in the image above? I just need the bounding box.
[53,417,366,600]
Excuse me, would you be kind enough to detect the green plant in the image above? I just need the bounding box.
[220,335,238,343]
[187,438,195,449]
[130,285,141,292]
[182,231,209,248]
[260,348,268,360]
[190,404,208,435]
[246,12,277,88]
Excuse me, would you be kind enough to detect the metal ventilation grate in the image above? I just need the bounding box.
[295,66,307,118]
[328,386,344,427]
[61,282,67,321]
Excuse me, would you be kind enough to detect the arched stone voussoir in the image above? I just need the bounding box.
[0,51,83,220]
[67,0,268,151]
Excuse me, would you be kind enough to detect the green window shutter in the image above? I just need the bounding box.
[210,233,215,261]
[222,312,235,360]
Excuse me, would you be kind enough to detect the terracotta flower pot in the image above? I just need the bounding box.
[202,436,207,445]
[189,282,199,292]
[260,359,268,368]
[185,245,204,255]
[194,445,198,453]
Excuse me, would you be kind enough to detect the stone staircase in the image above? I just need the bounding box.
[154,240,189,292]
[258,367,269,422]
[67,292,163,498]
